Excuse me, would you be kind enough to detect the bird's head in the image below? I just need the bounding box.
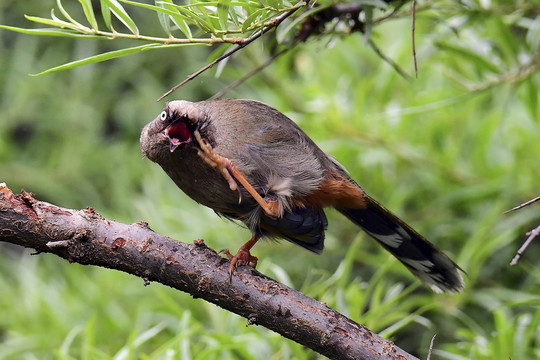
[140,100,211,161]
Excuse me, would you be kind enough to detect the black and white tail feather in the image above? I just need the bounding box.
[339,197,465,293]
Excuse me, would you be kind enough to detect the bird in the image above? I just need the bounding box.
[140,99,464,293]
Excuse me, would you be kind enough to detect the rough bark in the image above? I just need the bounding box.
[0,183,418,360]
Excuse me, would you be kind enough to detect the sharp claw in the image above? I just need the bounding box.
[219,248,233,260]
[220,236,259,283]
[228,263,234,283]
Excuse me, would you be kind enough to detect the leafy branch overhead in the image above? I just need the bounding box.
[2,1,539,100]
[0,0,395,78]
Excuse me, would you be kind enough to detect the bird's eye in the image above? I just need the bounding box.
[160,111,167,121]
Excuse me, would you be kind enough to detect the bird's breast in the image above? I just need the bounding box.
[161,148,256,214]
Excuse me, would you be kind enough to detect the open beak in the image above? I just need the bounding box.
[164,118,191,153]
[167,135,181,152]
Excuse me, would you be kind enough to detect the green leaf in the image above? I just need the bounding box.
[170,15,193,39]
[189,4,215,33]
[100,0,113,30]
[30,43,195,76]
[217,0,231,31]
[25,14,85,32]
[156,2,214,33]
[154,0,193,38]
[241,8,266,33]
[155,1,171,34]
[102,0,139,35]
[227,1,240,28]
[262,0,279,9]
[436,42,501,74]
[121,0,194,38]
[136,0,197,39]
[78,0,99,30]
[491,16,519,63]
[0,25,102,39]
[120,0,183,18]
[55,0,92,32]
[276,4,323,43]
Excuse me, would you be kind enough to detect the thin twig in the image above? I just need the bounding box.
[505,195,540,266]
[373,0,409,24]
[368,38,412,81]
[463,60,540,93]
[427,334,437,360]
[210,45,297,100]
[510,224,540,266]
[158,6,303,101]
[412,0,418,78]
[504,195,540,214]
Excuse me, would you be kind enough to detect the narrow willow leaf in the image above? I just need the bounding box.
[102,0,139,35]
[158,0,193,38]
[437,42,501,74]
[227,2,240,28]
[0,25,102,39]
[56,0,91,32]
[155,1,171,34]
[170,16,193,39]
[262,0,279,9]
[31,43,196,76]
[199,4,222,32]
[488,16,518,63]
[32,45,158,75]
[157,2,214,33]
[100,0,113,30]
[25,14,84,32]
[189,4,215,33]
[241,8,265,33]
[217,0,231,31]
[276,5,321,43]
[121,0,181,17]
[78,0,99,30]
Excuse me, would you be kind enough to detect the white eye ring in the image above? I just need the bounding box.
[160,111,167,121]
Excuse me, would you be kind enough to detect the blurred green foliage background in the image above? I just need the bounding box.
[1,0,540,359]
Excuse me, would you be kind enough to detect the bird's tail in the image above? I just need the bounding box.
[338,196,464,293]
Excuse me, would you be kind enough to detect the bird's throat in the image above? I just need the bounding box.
[166,120,191,152]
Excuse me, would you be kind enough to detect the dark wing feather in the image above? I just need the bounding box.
[259,207,328,254]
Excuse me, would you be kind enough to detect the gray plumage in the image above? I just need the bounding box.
[140,99,465,293]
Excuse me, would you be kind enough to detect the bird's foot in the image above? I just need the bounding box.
[219,236,259,282]
[219,248,258,281]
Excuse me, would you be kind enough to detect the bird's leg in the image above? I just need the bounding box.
[193,130,280,218]
[220,235,259,282]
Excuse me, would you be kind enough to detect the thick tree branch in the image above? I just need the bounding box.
[0,183,418,360]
